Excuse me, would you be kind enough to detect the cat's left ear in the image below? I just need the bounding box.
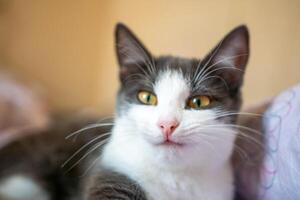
[115,23,154,83]
[201,25,249,90]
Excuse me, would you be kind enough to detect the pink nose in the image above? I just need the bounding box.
[158,120,179,138]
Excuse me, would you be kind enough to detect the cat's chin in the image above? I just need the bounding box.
[146,140,200,167]
[150,147,201,169]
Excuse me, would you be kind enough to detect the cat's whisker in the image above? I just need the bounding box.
[181,124,208,133]
[231,144,250,160]
[193,75,229,92]
[181,111,265,132]
[193,137,220,158]
[119,46,153,77]
[223,111,263,117]
[192,59,203,82]
[198,66,243,88]
[95,116,115,123]
[237,133,265,151]
[61,132,111,168]
[126,35,156,76]
[181,119,226,132]
[214,111,264,120]
[234,131,264,149]
[124,73,150,82]
[193,39,225,82]
[123,74,154,88]
[66,123,113,140]
[80,155,103,178]
[178,129,254,161]
[196,124,262,139]
[64,138,109,173]
[118,37,156,78]
[205,54,247,75]
[198,125,264,148]
[205,124,263,136]
[178,123,264,150]
[195,54,247,85]
[200,133,249,160]
[119,47,154,81]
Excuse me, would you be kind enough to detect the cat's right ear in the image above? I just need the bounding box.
[115,23,153,82]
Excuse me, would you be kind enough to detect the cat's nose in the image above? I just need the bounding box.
[157,119,179,138]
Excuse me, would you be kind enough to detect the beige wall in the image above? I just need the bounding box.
[1,0,300,115]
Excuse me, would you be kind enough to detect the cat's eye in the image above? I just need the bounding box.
[137,91,157,105]
[187,95,211,109]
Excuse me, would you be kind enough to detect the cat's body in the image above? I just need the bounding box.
[0,23,256,200]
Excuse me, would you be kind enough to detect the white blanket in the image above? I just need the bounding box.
[260,84,300,200]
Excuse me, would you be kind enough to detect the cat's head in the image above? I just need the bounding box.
[112,23,249,169]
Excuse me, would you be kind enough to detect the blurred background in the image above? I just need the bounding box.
[0,0,300,115]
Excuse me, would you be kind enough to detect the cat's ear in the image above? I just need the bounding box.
[201,25,249,90]
[115,23,153,82]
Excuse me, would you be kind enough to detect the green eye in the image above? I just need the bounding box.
[137,91,157,105]
[187,95,211,109]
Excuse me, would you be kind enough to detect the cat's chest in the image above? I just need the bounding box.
[140,171,203,200]
[136,166,233,200]
[101,145,234,200]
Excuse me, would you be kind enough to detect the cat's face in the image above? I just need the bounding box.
[112,24,249,168]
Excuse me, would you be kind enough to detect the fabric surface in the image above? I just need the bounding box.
[259,84,300,200]
[0,73,49,149]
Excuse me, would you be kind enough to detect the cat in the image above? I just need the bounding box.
[0,23,250,200]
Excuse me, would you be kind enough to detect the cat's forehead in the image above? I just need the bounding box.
[154,70,190,101]
[153,57,195,100]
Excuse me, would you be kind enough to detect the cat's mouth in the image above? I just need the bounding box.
[158,139,184,147]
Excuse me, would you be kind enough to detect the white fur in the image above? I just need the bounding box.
[101,70,237,200]
[0,175,49,200]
